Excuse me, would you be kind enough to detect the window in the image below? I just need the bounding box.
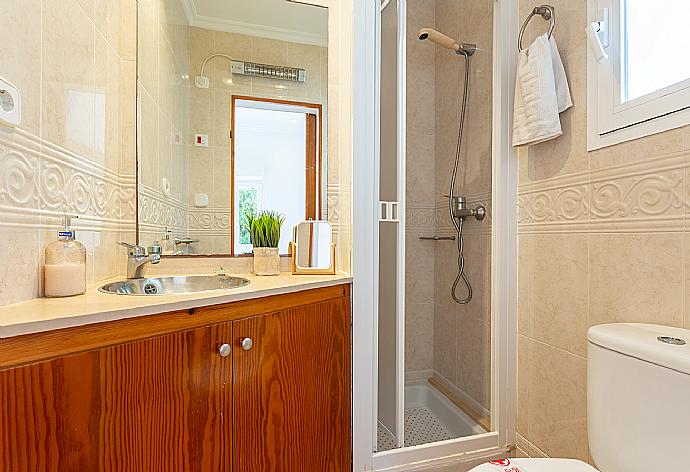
[237,182,263,253]
[231,97,321,255]
[587,0,690,150]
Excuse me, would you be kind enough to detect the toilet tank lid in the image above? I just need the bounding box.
[588,323,690,375]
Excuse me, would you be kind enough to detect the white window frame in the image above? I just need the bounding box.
[234,179,264,254]
[587,0,690,151]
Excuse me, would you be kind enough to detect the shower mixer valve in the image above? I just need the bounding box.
[450,196,486,221]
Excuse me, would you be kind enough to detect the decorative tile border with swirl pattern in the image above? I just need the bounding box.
[406,191,493,236]
[518,151,690,233]
[138,184,187,235]
[0,127,135,232]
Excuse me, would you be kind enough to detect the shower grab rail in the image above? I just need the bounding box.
[518,5,555,52]
[419,236,456,241]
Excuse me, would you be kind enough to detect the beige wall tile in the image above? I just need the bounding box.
[75,0,95,21]
[406,132,435,203]
[95,34,121,172]
[685,233,690,330]
[42,0,96,158]
[188,146,213,206]
[683,125,690,151]
[589,233,684,328]
[120,59,137,176]
[433,244,459,382]
[456,318,491,410]
[213,31,251,91]
[0,229,40,306]
[518,234,531,336]
[212,146,232,208]
[94,0,121,52]
[287,43,322,101]
[517,334,530,436]
[320,47,329,101]
[405,302,434,374]
[189,86,214,144]
[527,338,588,461]
[139,85,159,188]
[530,234,589,357]
[158,115,173,195]
[589,127,685,171]
[213,89,232,148]
[189,27,215,85]
[138,0,159,100]
[92,229,119,282]
[119,0,137,61]
[405,235,435,304]
[0,0,41,135]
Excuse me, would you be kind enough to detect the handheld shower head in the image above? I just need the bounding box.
[417,27,459,51]
[417,27,477,56]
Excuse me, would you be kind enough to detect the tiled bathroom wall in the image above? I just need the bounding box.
[0,0,137,307]
[431,0,493,423]
[137,0,191,248]
[186,27,328,254]
[405,0,436,381]
[516,0,690,462]
[405,0,494,424]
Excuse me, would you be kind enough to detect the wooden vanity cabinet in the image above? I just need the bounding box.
[0,284,351,472]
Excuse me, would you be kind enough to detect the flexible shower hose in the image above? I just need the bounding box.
[449,50,472,304]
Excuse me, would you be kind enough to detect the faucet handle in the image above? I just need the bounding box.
[118,241,146,257]
[148,241,162,265]
[148,241,162,255]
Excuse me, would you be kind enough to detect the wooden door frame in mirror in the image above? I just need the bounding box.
[230,95,323,256]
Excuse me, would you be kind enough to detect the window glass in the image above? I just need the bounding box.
[621,0,690,102]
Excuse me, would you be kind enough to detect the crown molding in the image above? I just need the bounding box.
[180,0,328,47]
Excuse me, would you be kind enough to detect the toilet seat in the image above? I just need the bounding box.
[469,458,599,472]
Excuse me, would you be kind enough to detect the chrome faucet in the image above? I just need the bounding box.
[451,196,487,221]
[118,241,162,279]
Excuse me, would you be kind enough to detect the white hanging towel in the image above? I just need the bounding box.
[512,34,572,147]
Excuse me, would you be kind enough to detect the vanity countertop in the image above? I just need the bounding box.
[0,273,352,339]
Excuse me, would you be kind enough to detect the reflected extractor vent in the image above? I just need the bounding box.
[231,60,306,82]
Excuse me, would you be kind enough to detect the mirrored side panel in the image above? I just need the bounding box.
[137,0,329,256]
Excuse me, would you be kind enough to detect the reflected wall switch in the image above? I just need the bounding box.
[194,134,208,147]
[194,193,209,207]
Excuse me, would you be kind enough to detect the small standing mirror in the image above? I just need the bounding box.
[290,221,335,274]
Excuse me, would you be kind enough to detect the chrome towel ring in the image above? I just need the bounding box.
[518,5,555,52]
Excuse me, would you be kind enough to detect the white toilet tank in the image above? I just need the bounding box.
[587,323,690,472]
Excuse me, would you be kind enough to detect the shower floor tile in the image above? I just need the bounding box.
[377,407,455,452]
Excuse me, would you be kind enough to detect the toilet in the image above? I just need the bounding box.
[471,323,690,472]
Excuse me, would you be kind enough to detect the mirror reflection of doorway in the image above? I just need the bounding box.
[231,96,322,255]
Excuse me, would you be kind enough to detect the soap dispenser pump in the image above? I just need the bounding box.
[44,214,87,297]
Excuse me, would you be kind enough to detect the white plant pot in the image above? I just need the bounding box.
[252,247,281,276]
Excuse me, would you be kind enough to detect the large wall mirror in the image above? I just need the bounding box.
[137,0,329,256]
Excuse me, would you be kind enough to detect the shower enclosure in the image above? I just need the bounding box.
[376,0,497,455]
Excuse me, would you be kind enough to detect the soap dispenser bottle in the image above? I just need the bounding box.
[161,227,175,254]
[44,215,87,297]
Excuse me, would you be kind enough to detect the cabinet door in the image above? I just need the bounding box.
[0,323,233,471]
[233,297,351,472]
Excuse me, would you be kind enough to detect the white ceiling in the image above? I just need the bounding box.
[182,0,328,46]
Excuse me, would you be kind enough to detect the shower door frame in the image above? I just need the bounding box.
[352,0,519,469]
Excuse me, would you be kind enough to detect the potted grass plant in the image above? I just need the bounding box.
[245,210,285,276]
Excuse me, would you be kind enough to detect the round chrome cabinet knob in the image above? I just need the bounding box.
[240,337,253,351]
[218,343,231,357]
